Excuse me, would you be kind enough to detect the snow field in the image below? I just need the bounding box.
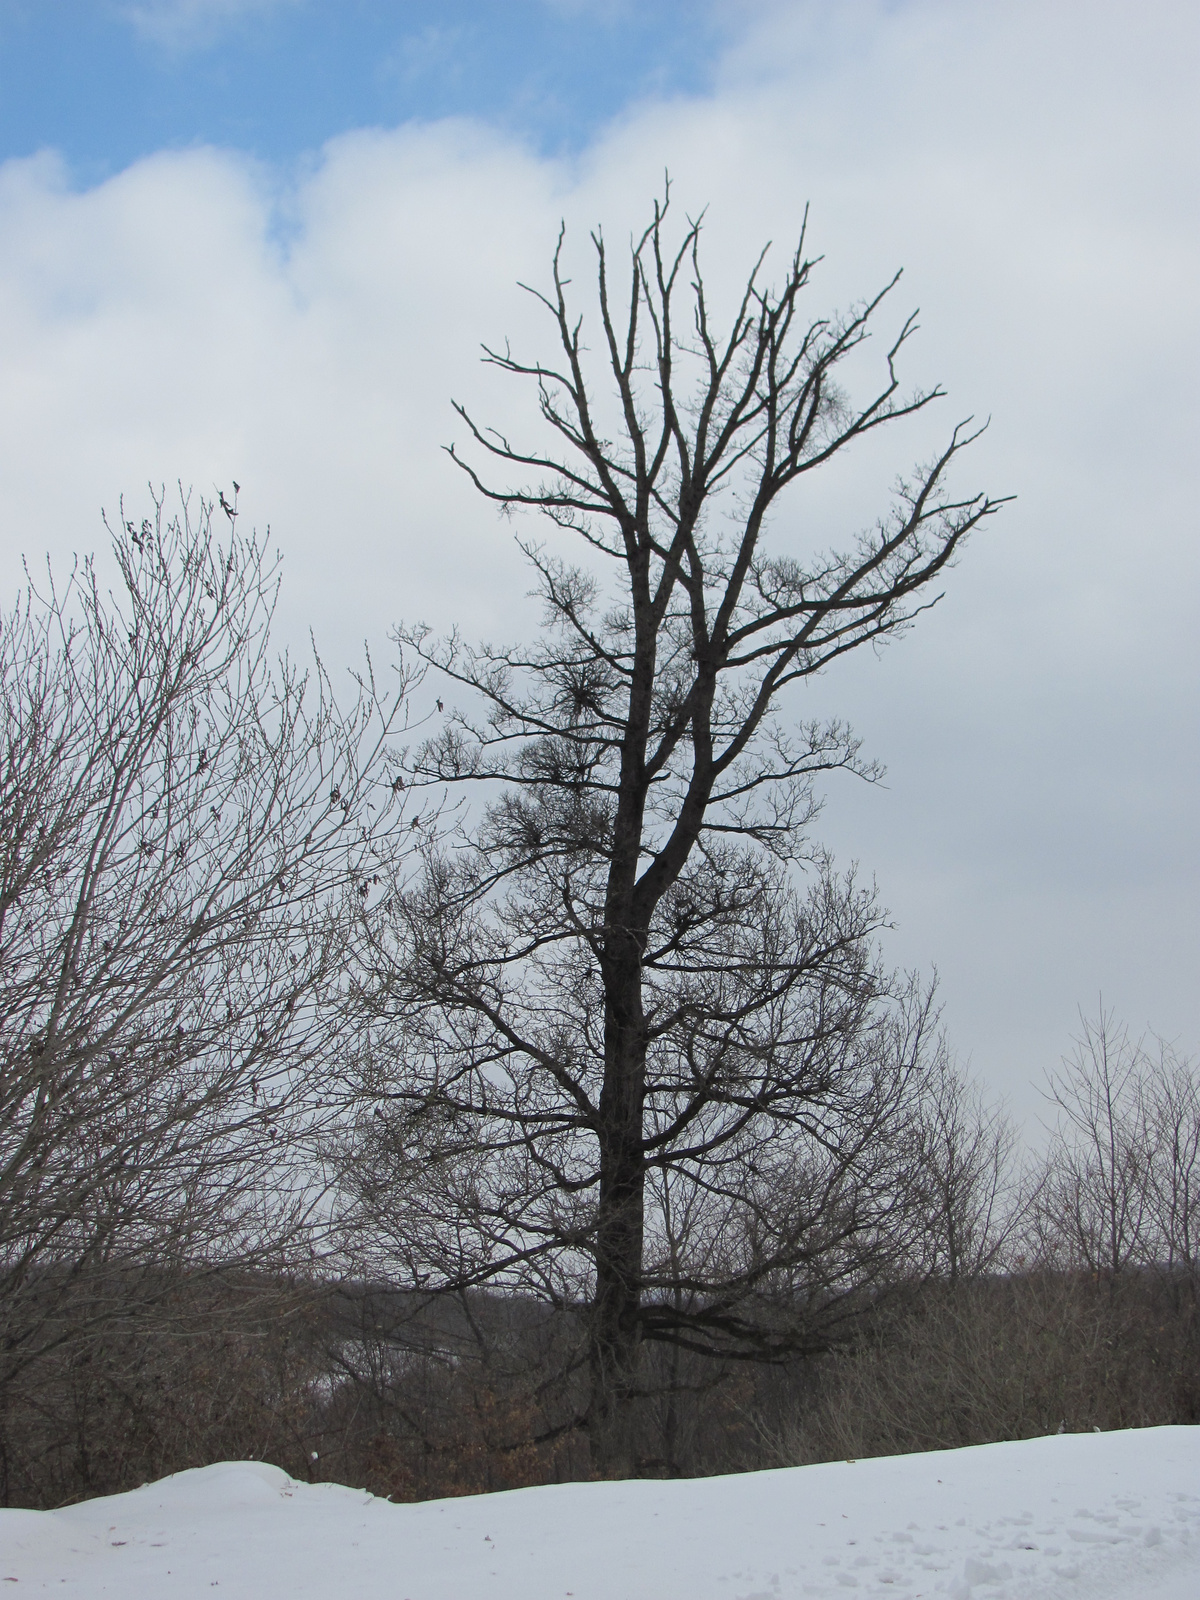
[1,1426,1197,1598]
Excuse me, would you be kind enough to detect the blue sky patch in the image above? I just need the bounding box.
[0,1,728,182]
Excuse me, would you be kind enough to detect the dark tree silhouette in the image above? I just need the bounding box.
[343,196,1005,1474]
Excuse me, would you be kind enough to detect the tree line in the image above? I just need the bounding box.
[1,195,1194,1504]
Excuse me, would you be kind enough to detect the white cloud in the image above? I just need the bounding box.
[118,0,302,53]
[1,0,1196,1117]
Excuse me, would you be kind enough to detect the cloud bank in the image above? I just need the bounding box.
[1,0,1196,1115]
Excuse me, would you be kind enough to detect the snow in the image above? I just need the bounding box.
[2,1428,1197,1598]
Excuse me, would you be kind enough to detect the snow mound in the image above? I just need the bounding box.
[2,1427,1197,1598]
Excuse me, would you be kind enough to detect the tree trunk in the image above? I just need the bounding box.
[587,1218,643,1476]
[588,927,648,1477]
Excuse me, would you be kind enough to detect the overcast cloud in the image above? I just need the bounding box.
[1,0,1196,1121]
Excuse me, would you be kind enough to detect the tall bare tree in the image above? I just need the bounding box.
[344,196,1004,1473]
[0,491,409,1391]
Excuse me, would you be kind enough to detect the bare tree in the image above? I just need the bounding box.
[1033,1014,1200,1288]
[1143,1044,1200,1287]
[904,1047,1020,1282]
[0,490,409,1392]
[343,194,1003,1473]
[1031,1013,1156,1276]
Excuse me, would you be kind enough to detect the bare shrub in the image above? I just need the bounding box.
[757,1017,1200,1470]
[0,491,410,1402]
[308,1286,589,1499]
[0,1273,323,1507]
[758,1270,1199,1468]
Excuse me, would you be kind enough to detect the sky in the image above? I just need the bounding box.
[0,0,1197,1125]
[0,1,724,175]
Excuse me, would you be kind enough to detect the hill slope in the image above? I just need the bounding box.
[2,1427,1197,1598]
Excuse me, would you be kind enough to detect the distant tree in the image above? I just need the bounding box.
[342,194,1004,1474]
[0,491,408,1392]
[1143,1044,1200,1287]
[905,1048,1020,1282]
[1032,1012,1200,1285]
[1030,1015,1153,1277]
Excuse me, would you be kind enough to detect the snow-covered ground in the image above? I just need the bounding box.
[2,1427,1196,1598]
